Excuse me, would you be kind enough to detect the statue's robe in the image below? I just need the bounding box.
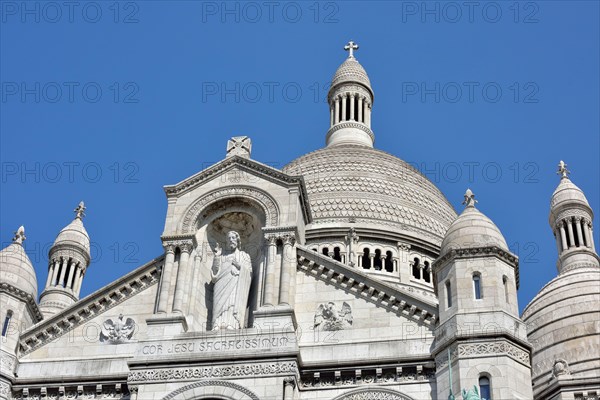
[211,249,252,330]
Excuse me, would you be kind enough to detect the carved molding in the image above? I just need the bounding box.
[326,121,375,142]
[0,282,43,323]
[332,388,416,400]
[435,340,530,369]
[179,186,280,232]
[18,257,161,356]
[10,384,129,400]
[161,380,259,400]
[129,361,297,383]
[301,365,434,389]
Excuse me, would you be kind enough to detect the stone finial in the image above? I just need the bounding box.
[12,226,26,245]
[344,40,359,58]
[74,201,86,219]
[462,189,478,208]
[226,136,252,159]
[557,160,570,179]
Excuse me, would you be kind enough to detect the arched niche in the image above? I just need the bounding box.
[160,380,260,400]
[194,196,269,329]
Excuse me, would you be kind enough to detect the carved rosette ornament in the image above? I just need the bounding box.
[552,358,571,378]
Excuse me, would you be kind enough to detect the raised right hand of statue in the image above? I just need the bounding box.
[214,242,222,256]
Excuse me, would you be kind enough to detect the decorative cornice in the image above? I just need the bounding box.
[0,282,43,322]
[128,361,297,383]
[296,245,438,325]
[433,245,520,288]
[326,121,375,142]
[18,256,161,356]
[434,340,531,370]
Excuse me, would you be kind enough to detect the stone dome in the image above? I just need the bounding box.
[0,239,38,299]
[550,176,591,212]
[330,57,373,95]
[283,144,457,246]
[521,267,600,388]
[440,203,508,256]
[53,217,90,256]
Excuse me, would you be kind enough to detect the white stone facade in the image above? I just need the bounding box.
[1,44,598,400]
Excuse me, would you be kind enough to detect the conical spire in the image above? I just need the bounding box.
[326,41,375,148]
[549,161,598,273]
[0,225,38,298]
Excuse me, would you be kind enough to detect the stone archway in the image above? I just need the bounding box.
[161,380,260,400]
[332,387,417,400]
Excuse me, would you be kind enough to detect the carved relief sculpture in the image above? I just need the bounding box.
[314,301,353,331]
[211,231,253,330]
[99,314,136,344]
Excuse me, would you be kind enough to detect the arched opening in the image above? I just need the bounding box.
[2,310,13,337]
[503,275,509,304]
[384,251,394,272]
[422,261,431,283]
[333,246,342,262]
[412,257,420,279]
[479,375,491,399]
[373,249,382,270]
[445,281,452,308]
[362,248,371,269]
[322,247,330,257]
[473,273,482,300]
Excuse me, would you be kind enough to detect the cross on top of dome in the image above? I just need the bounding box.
[74,201,86,219]
[344,40,359,58]
[12,225,26,244]
[557,160,570,179]
[462,189,478,208]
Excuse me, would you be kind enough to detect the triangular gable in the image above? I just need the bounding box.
[163,156,312,223]
[296,245,438,326]
[18,256,162,356]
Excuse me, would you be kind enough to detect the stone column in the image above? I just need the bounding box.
[575,217,584,248]
[283,377,296,400]
[172,243,192,313]
[263,234,278,306]
[349,94,355,121]
[554,230,563,254]
[51,259,61,286]
[278,233,296,306]
[73,268,83,296]
[566,218,575,248]
[582,220,591,248]
[341,94,347,121]
[58,258,68,287]
[380,254,387,272]
[369,253,375,270]
[357,96,363,123]
[357,252,363,268]
[559,223,568,252]
[334,97,340,124]
[397,242,411,282]
[329,105,334,126]
[589,223,596,252]
[45,260,56,288]
[157,245,175,314]
[365,103,371,126]
[66,262,77,289]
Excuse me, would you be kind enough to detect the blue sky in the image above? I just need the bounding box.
[1,1,598,313]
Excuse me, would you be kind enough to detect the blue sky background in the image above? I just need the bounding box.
[1,1,598,314]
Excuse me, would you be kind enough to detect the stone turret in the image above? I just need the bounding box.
[433,189,533,400]
[0,226,41,400]
[39,202,91,318]
[326,40,375,148]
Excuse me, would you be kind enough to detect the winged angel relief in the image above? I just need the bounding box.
[99,314,136,344]
[314,302,353,331]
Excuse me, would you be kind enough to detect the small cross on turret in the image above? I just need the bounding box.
[344,40,359,58]
[462,188,478,208]
[557,160,570,179]
[74,201,86,219]
[12,226,26,245]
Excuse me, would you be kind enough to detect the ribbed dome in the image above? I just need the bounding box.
[283,144,456,245]
[440,204,508,256]
[330,57,372,94]
[550,176,590,210]
[53,217,90,256]
[0,241,38,298]
[521,267,600,387]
